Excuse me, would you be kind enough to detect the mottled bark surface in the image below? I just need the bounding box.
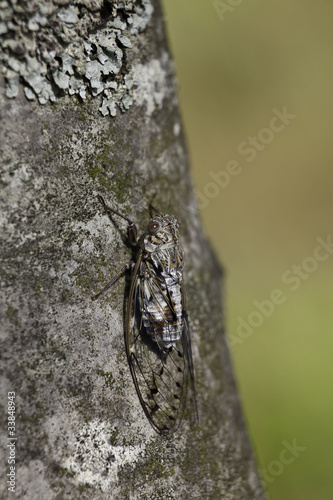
[0,1,265,498]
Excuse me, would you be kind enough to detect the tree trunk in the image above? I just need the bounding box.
[0,1,265,498]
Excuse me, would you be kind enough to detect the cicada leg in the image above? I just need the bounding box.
[97,195,137,243]
[92,195,139,300]
[91,262,135,300]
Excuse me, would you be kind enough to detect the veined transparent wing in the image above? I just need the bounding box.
[125,255,191,434]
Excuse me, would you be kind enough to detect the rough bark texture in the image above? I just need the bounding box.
[0,1,265,498]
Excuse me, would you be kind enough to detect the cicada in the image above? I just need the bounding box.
[92,195,198,434]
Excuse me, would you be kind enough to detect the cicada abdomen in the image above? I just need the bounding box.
[92,196,198,434]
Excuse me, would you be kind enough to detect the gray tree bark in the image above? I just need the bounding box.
[0,1,265,498]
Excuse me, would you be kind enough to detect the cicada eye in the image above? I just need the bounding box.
[148,220,160,234]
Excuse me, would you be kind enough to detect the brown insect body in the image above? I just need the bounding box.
[138,214,184,349]
[93,197,198,434]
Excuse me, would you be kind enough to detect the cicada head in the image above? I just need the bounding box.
[143,214,181,251]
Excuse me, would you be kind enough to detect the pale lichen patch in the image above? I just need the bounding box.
[62,420,147,492]
[131,56,168,116]
[0,0,154,116]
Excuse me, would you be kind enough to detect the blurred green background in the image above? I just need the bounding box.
[162,1,333,498]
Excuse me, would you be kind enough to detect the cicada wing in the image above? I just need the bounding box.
[182,312,199,424]
[125,261,189,434]
[180,279,199,424]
